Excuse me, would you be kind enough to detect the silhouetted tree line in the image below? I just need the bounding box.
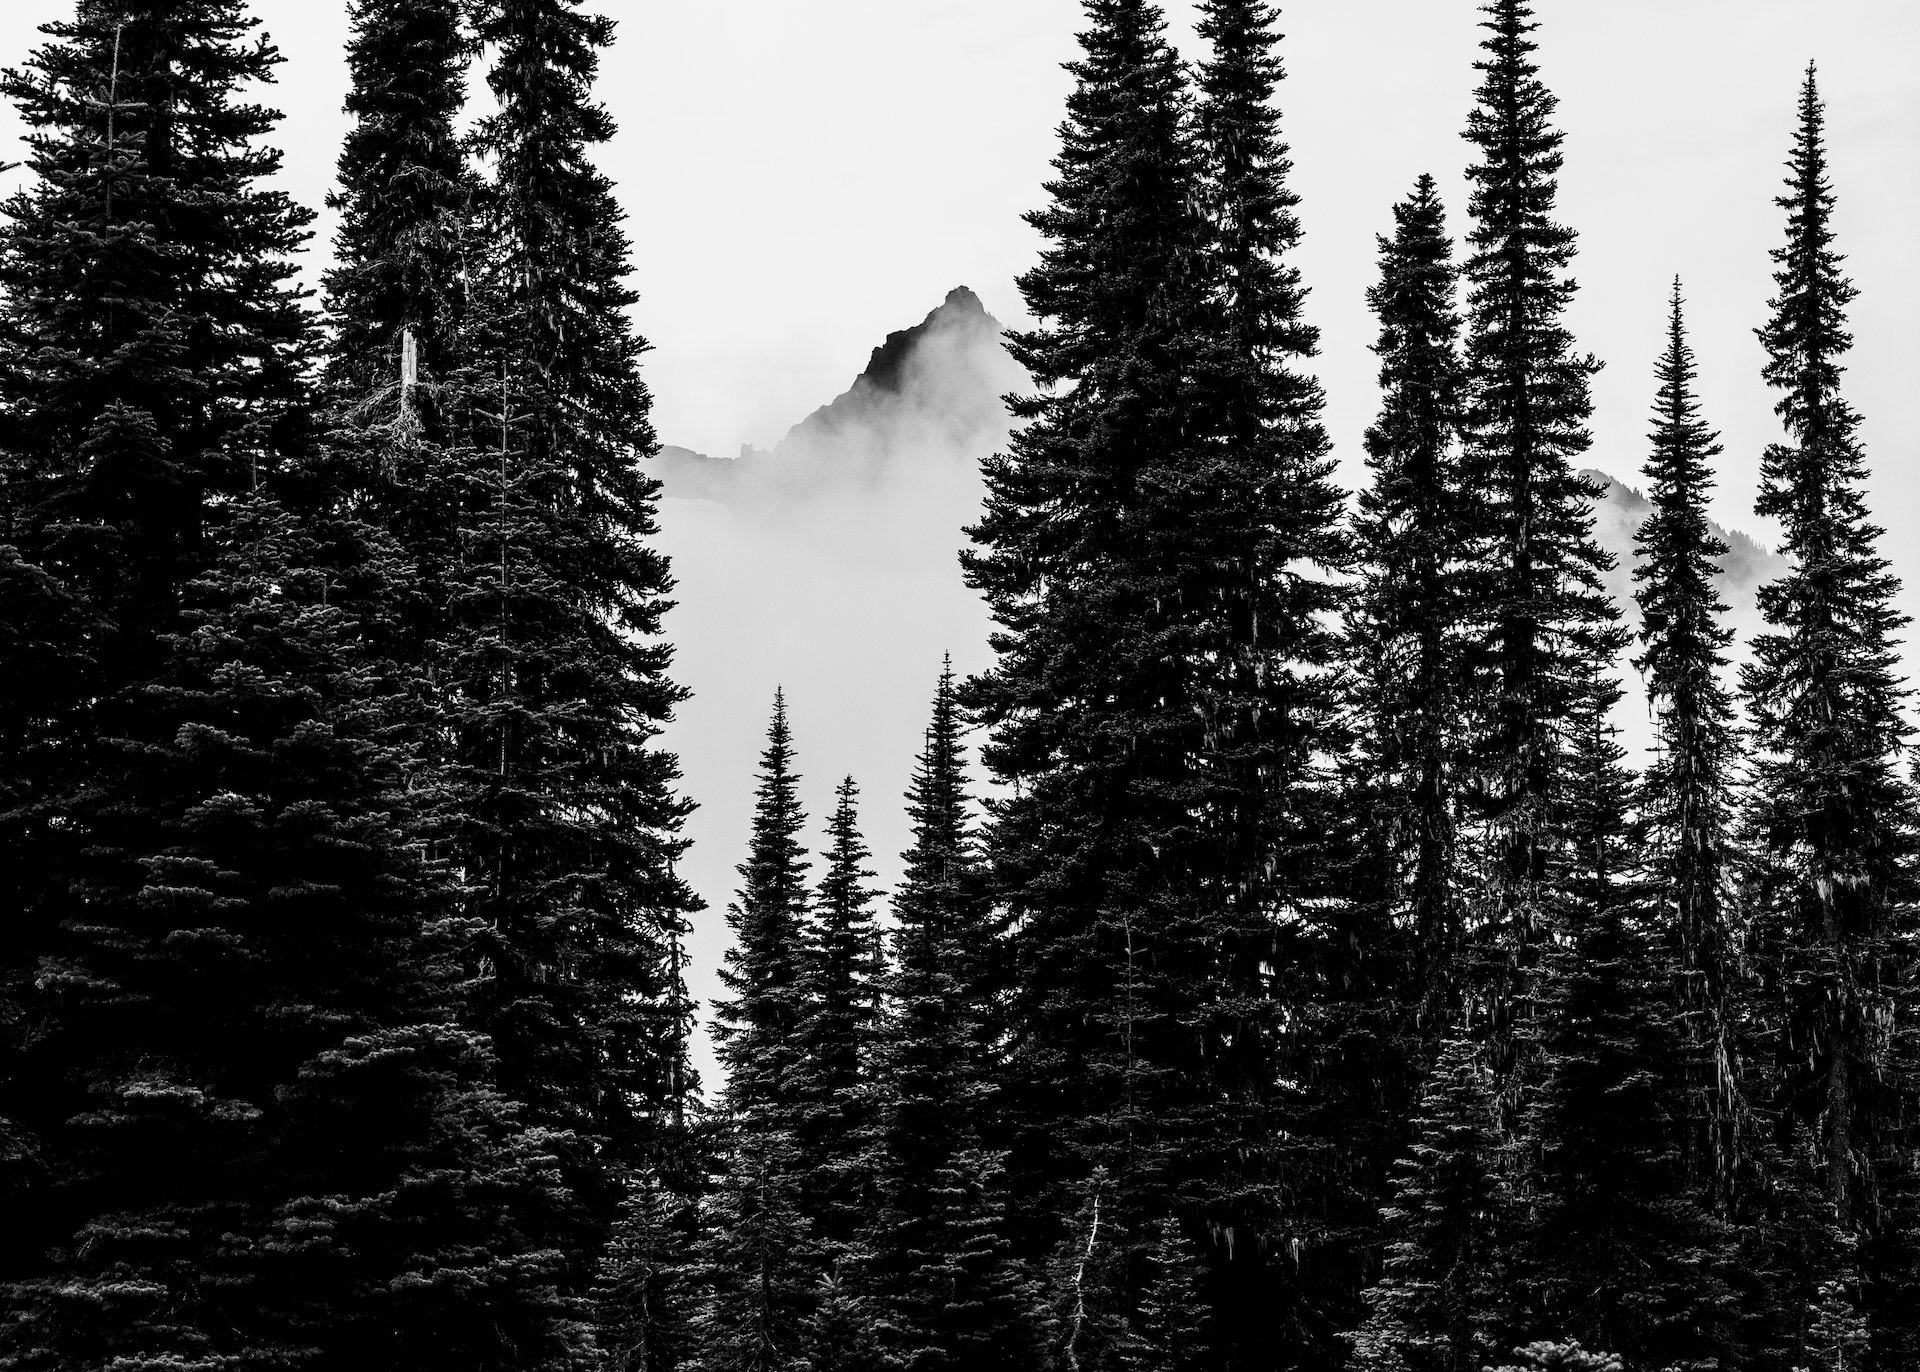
[0,1,1913,1370]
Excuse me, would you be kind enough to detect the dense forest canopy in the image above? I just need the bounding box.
[0,2,1915,1371]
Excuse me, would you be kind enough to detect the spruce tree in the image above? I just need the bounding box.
[793,777,883,1255]
[437,0,699,1263]
[1346,1038,1508,1372]
[1348,174,1469,1024]
[1741,67,1919,1364]
[325,0,471,402]
[695,696,819,1371]
[965,1,1347,1358]
[1515,672,1740,1369]
[319,0,477,652]
[869,663,1042,1369]
[0,7,605,1365]
[1455,0,1620,1042]
[1631,282,1745,1201]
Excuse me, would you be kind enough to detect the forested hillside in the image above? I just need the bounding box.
[0,2,1914,1371]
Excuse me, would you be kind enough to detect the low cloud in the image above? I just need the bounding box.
[651,293,1788,1083]
[650,288,1023,1082]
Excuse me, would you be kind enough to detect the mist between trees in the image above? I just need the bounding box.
[0,3,1914,1372]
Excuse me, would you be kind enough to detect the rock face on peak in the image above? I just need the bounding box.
[653,286,1024,510]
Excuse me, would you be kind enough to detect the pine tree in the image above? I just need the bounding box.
[793,777,883,1254]
[1632,281,1745,1203]
[1455,0,1620,1044]
[436,0,699,1266]
[1515,673,1740,1369]
[1348,174,1470,1028]
[1346,1038,1508,1372]
[1741,66,1919,1364]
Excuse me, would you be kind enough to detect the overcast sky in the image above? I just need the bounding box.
[3,1,1917,1079]
[3,2,1916,531]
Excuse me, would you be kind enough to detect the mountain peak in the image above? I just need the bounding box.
[848,285,995,400]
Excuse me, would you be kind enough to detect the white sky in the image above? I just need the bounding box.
[3,1,1916,537]
[3,1,1918,1082]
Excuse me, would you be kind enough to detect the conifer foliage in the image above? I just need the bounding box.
[1349,174,1469,1023]
[1742,66,1919,1362]
[1632,282,1743,1196]
[1456,0,1620,1019]
[4,4,1920,1372]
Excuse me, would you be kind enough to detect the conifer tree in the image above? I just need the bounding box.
[1348,174,1470,1024]
[695,696,820,1371]
[1741,67,1919,1362]
[1631,282,1745,1199]
[435,0,699,1261]
[793,778,883,1254]
[319,0,477,655]
[961,0,1212,1261]
[1515,673,1740,1369]
[0,8,603,1365]
[325,0,471,400]
[1455,0,1620,1039]
[1346,1038,1508,1372]
[714,694,813,1120]
[965,1,1348,1358]
[869,663,1043,1368]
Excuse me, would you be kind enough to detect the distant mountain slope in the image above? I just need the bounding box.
[1583,467,1786,645]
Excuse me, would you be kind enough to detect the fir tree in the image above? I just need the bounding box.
[596,1167,705,1372]
[965,1,1347,1358]
[1741,67,1919,1363]
[319,0,478,662]
[714,694,813,1120]
[1485,1343,1622,1372]
[793,777,883,1253]
[324,0,472,401]
[1515,673,1740,1369]
[695,696,820,1371]
[1349,174,1470,1027]
[691,1128,815,1372]
[1455,0,1619,1042]
[433,0,699,1269]
[869,663,1043,1369]
[1347,1037,1509,1372]
[1632,281,1745,1202]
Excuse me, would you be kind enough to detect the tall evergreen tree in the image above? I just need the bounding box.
[1741,67,1919,1366]
[319,0,477,655]
[964,0,1347,1359]
[435,0,699,1267]
[0,8,594,1366]
[869,662,1042,1369]
[695,695,819,1372]
[1515,672,1740,1369]
[325,0,471,401]
[1192,5,1364,1356]
[1348,174,1469,1025]
[1455,0,1620,1051]
[793,777,882,1255]
[1631,282,1745,1201]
